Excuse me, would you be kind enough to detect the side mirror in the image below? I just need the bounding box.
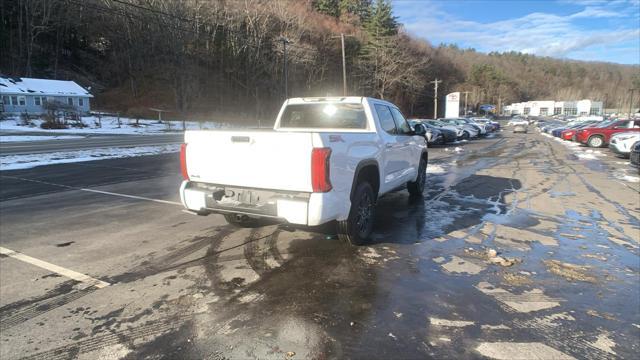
[413,123,427,136]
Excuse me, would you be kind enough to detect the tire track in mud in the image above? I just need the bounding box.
[106,226,237,284]
[0,228,236,332]
[18,314,195,360]
[538,134,639,243]
[509,318,615,360]
[0,281,96,332]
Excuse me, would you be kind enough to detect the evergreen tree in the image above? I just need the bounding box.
[339,0,372,22]
[313,0,341,17]
[364,0,398,37]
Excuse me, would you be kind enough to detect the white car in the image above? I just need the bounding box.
[508,118,528,126]
[438,118,480,139]
[609,132,640,157]
[179,97,428,245]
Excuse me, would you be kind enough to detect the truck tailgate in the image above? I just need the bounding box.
[184,130,314,192]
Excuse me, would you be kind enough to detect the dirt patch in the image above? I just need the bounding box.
[543,260,597,283]
[502,272,532,286]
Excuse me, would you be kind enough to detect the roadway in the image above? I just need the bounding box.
[0,133,183,155]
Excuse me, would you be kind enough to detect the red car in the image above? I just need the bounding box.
[576,119,640,147]
[560,122,599,141]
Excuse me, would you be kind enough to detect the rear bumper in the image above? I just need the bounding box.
[179,181,347,226]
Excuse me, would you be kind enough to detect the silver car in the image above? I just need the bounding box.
[513,124,528,133]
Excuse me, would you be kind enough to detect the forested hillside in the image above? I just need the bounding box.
[1,0,638,123]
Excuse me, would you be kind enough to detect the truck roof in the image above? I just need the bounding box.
[285,96,397,107]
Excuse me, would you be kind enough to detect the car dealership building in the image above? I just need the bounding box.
[503,99,603,117]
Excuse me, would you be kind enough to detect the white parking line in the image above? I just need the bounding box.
[80,188,182,205]
[0,175,182,206]
[0,246,110,288]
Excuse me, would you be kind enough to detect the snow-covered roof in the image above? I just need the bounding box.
[0,77,93,97]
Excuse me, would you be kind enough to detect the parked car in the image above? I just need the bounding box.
[417,120,458,143]
[576,119,640,147]
[473,118,500,131]
[609,132,640,157]
[179,97,428,245]
[409,120,443,145]
[438,118,480,139]
[513,124,528,133]
[630,141,640,170]
[424,120,466,140]
[460,118,488,135]
[508,117,528,126]
[560,121,601,140]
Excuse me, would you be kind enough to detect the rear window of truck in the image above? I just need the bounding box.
[279,103,367,129]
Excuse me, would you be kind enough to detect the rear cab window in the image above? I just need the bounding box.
[389,107,412,135]
[279,103,367,129]
[374,104,397,134]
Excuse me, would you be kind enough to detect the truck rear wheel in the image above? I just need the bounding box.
[224,213,260,228]
[337,182,375,246]
[407,158,427,196]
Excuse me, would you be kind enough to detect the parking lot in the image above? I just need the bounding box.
[1,129,639,359]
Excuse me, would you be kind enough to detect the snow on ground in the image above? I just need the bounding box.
[0,116,235,136]
[427,164,447,174]
[612,170,640,183]
[1,135,85,142]
[0,144,179,170]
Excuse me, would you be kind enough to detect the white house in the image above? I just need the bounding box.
[0,76,93,115]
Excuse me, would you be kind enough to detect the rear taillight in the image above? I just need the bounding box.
[311,147,332,192]
[180,143,189,180]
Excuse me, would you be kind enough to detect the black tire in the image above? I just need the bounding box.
[224,213,260,228]
[462,131,470,140]
[587,135,604,148]
[407,157,427,196]
[337,182,375,246]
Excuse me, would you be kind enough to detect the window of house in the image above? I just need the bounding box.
[11,96,18,105]
[78,98,84,107]
[589,107,600,115]
[2,96,8,105]
[564,108,577,115]
[554,107,562,115]
[18,96,26,106]
[523,107,531,115]
[579,111,588,116]
[34,96,42,106]
[67,97,74,106]
[540,108,548,116]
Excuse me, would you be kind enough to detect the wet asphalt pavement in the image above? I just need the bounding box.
[0,129,639,359]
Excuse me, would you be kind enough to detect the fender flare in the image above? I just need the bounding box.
[350,159,379,201]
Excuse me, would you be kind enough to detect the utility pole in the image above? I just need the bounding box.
[629,88,637,119]
[498,95,502,116]
[279,37,290,99]
[340,33,347,96]
[430,78,442,119]
[332,33,355,96]
[462,91,470,116]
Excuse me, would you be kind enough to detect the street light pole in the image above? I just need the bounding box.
[430,78,442,119]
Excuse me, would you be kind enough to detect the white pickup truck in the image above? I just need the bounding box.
[179,97,428,245]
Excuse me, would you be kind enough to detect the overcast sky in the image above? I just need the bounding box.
[393,0,640,64]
